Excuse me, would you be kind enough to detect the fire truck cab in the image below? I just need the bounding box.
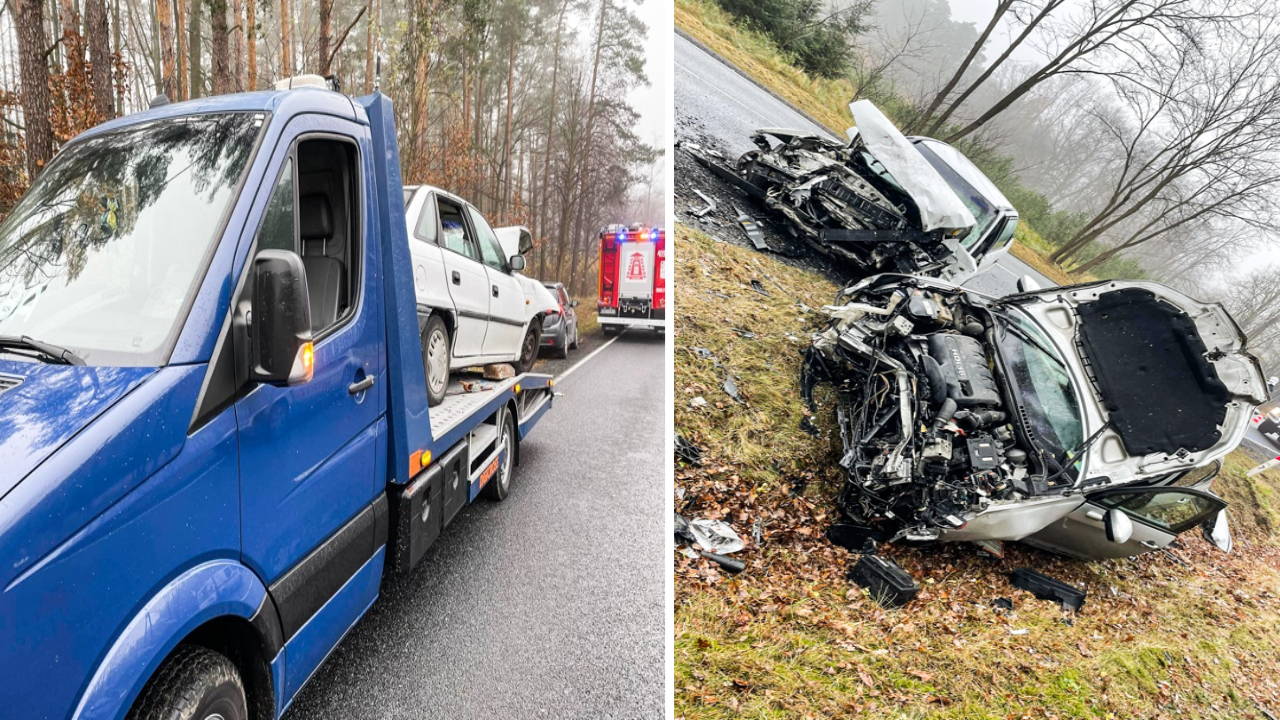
[597,225,666,335]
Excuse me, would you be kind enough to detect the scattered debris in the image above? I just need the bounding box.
[734,206,768,250]
[676,514,747,574]
[722,375,745,404]
[731,328,756,338]
[692,189,717,218]
[1010,628,1029,636]
[750,279,769,296]
[687,518,745,554]
[1010,568,1087,612]
[675,434,703,465]
[992,597,1013,612]
[690,396,708,408]
[799,415,820,437]
[849,554,919,608]
[973,539,1005,559]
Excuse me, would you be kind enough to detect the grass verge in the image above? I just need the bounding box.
[676,221,1280,719]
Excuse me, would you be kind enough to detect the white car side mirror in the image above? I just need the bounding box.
[1104,508,1133,544]
[509,255,526,272]
[1202,508,1232,553]
[1016,275,1042,293]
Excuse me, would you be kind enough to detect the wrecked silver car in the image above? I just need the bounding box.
[690,100,1018,282]
[802,274,1266,560]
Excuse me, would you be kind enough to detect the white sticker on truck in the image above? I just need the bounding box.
[618,241,655,299]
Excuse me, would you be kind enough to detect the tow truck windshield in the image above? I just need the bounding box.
[0,112,261,366]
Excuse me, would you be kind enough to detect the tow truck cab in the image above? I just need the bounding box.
[0,87,552,719]
[597,224,666,335]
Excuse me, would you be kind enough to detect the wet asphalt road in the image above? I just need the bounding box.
[674,32,1051,297]
[284,328,666,719]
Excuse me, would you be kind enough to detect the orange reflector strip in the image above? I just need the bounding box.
[409,451,421,472]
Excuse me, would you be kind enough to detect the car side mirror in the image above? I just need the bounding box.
[570,299,579,307]
[250,250,314,386]
[1202,508,1232,553]
[1016,275,1042,293]
[509,255,526,272]
[1104,507,1133,544]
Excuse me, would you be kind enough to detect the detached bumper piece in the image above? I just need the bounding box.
[849,554,919,608]
[1010,568,1086,611]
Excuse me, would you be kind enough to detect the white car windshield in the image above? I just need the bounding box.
[0,112,261,366]
[995,309,1085,467]
[914,142,998,251]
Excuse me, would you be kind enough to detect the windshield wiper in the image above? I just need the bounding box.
[989,306,1066,369]
[0,335,85,365]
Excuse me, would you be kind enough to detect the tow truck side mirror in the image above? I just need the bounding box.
[1104,507,1133,544]
[249,250,314,386]
[509,255,526,272]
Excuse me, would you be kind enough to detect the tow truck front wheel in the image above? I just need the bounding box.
[127,645,246,720]
[482,410,516,501]
[422,315,450,407]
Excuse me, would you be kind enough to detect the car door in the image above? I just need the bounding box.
[1027,485,1226,560]
[234,124,384,666]
[435,196,489,358]
[406,190,453,317]
[467,205,525,356]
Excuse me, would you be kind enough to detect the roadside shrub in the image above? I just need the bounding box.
[713,0,871,79]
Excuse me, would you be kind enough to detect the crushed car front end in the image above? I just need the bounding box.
[802,275,1265,554]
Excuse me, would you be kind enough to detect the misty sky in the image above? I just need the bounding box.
[630,0,669,151]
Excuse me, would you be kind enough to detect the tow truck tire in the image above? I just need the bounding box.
[422,315,449,407]
[126,645,246,720]
[482,410,517,501]
[513,324,540,374]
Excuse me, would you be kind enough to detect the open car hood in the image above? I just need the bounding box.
[1009,281,1266,482]
[846,100,976,234]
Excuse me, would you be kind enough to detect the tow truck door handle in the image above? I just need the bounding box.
[451,271,460,285]
[492,285,499,298]
[348,375,375,395]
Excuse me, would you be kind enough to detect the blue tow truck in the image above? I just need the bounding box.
[0,84,553,719]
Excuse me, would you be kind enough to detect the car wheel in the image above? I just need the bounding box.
[569,323,579,350]
[422,315,450,407]
[513,324,540,374]
[126,645,246,720]
[482,410,516,501]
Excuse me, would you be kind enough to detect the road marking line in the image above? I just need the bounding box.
[674,59,778,127]
[556,330,624,382]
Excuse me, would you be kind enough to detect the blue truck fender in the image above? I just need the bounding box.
[72,559,283,720]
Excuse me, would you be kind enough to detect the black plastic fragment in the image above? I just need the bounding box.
[992,597,1013,611]
[723,375,745,404]
[799,416,820,437]
[1009,568,1086,611]
[849,555,919,608]
[675,434,703,465]
[827,523,875,553]
[700,551,745,573]
[750,279,770,296]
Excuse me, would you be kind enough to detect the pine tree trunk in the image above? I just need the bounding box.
[245,0,255,89]
[363,0,372,92]
[231,0,242,89]
[279,0,290,75]
[84,0,112,119]
[209,0,229,93]
[186,0,201,97]
[317,0,330,74]
[157,0,176,97]
[16,0,52,178]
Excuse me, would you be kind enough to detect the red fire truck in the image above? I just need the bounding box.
[597,224,666,335]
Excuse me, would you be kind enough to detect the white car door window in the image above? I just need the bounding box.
[436,197,489,357]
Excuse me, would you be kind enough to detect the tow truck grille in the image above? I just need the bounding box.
[0,374,21,396]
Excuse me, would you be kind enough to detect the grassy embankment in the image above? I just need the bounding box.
[675,223,1280,719]
[674,0,1095,287]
